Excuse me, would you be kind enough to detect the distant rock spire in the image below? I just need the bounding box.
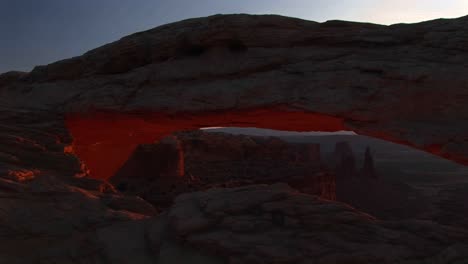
[361,146,378,179]
[332,141,358,179]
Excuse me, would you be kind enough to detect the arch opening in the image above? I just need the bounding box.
[65,109,468,221]
[65,107,348,180]
[65,107,465,181]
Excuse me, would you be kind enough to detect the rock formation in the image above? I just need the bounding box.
[361,146,378,179]
[435,183,468,229]
[1,14,468,179]
[332,141,358,179]
[331,142,431,220]
[0,14,467,263]
[111,130,336,208]
[143,184,468,263]
[331,143,377,179]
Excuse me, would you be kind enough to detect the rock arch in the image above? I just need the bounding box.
[1,14,467,180]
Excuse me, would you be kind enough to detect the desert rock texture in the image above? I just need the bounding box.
[0,14,468,263]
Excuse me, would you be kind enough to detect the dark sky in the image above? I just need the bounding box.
[1,0,467,74]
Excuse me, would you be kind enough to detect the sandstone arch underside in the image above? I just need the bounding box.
[1,14,468,180]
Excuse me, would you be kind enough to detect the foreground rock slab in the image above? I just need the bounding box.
[150,184,468,264]
[0,181,466,263]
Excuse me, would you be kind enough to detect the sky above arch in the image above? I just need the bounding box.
[1,0,468,73]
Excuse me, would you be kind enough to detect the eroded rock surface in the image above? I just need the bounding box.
[0,111,158,263]
[151,184,468,264]
[434,183,468,229]
[1,14,468,165]
[0,177,157,263]
[0,14,467,263]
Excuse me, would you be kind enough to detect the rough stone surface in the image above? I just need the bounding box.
[0,178,156,263]
[1,14,468,165]
[0,14,467,263]
[335,177,432,221]
[0,111,158,263]
[152,184,468,264]
[434,183,468,229]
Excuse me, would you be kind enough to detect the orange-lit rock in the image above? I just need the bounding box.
[0,14,466,172]
[65,108,346,180]
[7,169,39,182]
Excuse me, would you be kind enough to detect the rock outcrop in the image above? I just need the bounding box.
[332,141,359,179]
[1,14,468,169]
[111,130,336,208]
[0,174,157,263]
[0,14,467,263]
[361,146,378,179]
[2,183,462,263]
[330,141,431,220]
[150,184,468,264]
[435,183,468,229]
[331,143,378,179]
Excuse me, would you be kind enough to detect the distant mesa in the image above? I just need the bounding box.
[332,141,358,179]
[332,141,378,179]
[111,130,336,209]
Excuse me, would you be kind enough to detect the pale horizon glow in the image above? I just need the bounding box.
[200,127,358,137]
[258,0,468,25]
[200,127,224,130]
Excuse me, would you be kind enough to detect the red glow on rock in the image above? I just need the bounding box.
[424,144,444,156]
[65,107,346,180]
[7,169,39,182]
[64,145,74,154]
[174,136,185,177]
